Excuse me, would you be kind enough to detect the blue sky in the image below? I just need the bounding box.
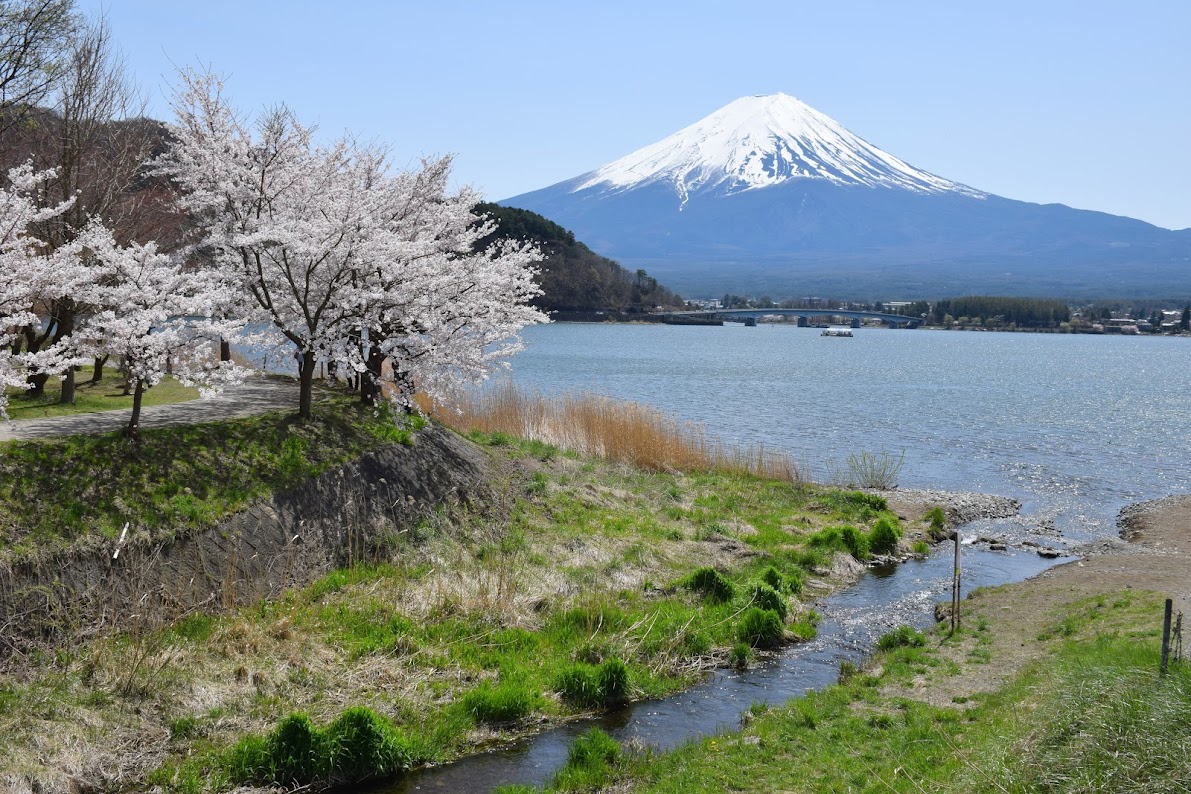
[82,1,1189,229]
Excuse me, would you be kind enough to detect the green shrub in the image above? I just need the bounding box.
[324,706,412,778]
[809,525,868,560]
[877,625,927,651]
[555,666,598,707]
[680,566,736,603]
[558,602,627,635]
[597,659,629,704]
[268,713,326,785]
[170,613,215,643]
[568,726,620,767]
[840,525,870,559]
[223,707,420,787]
[551,727,621,790]
[926,506,947,532]
[169,715,201,740]
[911,539,930,555]
[748,583,789,620]
[761,565,804,595]
[869,516,902,555]
[730,642,752,670]
[737,607,784,649]
[459,681,537,724]
[555,659,630,708]
[845,451,904,489]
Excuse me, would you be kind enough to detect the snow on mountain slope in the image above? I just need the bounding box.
[574,93,983,205]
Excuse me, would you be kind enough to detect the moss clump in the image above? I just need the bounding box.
[760,565,804,595]
[748,582,789,620]
[808,525,869,560]
[869,516,903,555]
[555,658,631,708]
[459,680,538,724]
[223,707,421,787]
[680,566,736,604]
[737,607,784,649]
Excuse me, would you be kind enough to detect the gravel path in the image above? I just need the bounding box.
[0,377,302,441]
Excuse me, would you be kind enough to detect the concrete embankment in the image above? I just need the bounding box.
[0,424,495,647]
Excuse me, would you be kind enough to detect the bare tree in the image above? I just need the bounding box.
[0,0,76,136]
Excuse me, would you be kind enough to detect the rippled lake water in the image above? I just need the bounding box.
[494,323,1191,539]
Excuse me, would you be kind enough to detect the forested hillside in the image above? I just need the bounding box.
[475,203,683,313]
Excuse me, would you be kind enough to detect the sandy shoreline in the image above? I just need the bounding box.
[884,492,1191,709]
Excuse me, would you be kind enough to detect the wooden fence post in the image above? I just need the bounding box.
[951,531,962,633]
[1161,598,1173,675]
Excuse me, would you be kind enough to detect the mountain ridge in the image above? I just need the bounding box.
[572,93,983,203]
[502,95,1191,299]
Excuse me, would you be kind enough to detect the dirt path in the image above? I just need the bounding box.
[0,377,302,441]
[887,494,1191,707]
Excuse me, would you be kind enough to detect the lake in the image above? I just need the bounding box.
[492,323,1191,542]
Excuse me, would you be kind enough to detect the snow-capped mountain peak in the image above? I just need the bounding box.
[575,93,981,203]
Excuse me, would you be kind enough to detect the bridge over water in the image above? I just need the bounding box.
[656,308,922,328]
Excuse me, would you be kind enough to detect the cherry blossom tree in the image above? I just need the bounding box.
[349,160,546,407]
[4,13,163,402]
[158,69,547,419]
[74,234,247,436]
[0,162,80,418]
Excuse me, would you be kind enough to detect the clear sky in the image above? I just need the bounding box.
[80,0,1190,230]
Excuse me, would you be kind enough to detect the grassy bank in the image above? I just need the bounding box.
[526,588,1187,793]
[0,395,419,558]
[3,367,200,420]
[0,420,936,792]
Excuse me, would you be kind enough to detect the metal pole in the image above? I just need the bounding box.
[1161,598,1173,674]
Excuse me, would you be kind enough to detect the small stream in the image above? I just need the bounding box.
[385,543,1064,793]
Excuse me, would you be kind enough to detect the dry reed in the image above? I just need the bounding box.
[420,384,801,482]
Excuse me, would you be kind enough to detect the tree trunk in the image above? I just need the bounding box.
[90,355,108,384]
[57,307,76,404]
[23,326,48,396]
[220,338,231,362]
[60,367,76,404]
[361,345,385,406]
[26,371,49,398]
[126,379,144,437]
[298,351,316,419]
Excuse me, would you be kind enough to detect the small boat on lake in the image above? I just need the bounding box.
[821,327,854,337]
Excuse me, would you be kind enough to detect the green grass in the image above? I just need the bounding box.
[4,367,200,419]
[0,425,943,792]
[559,593,1191,794]
[0,395,423,554]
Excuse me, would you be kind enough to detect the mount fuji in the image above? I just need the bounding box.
[502,94,1191,299]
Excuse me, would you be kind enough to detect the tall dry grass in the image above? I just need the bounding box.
[420,384,801,482]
